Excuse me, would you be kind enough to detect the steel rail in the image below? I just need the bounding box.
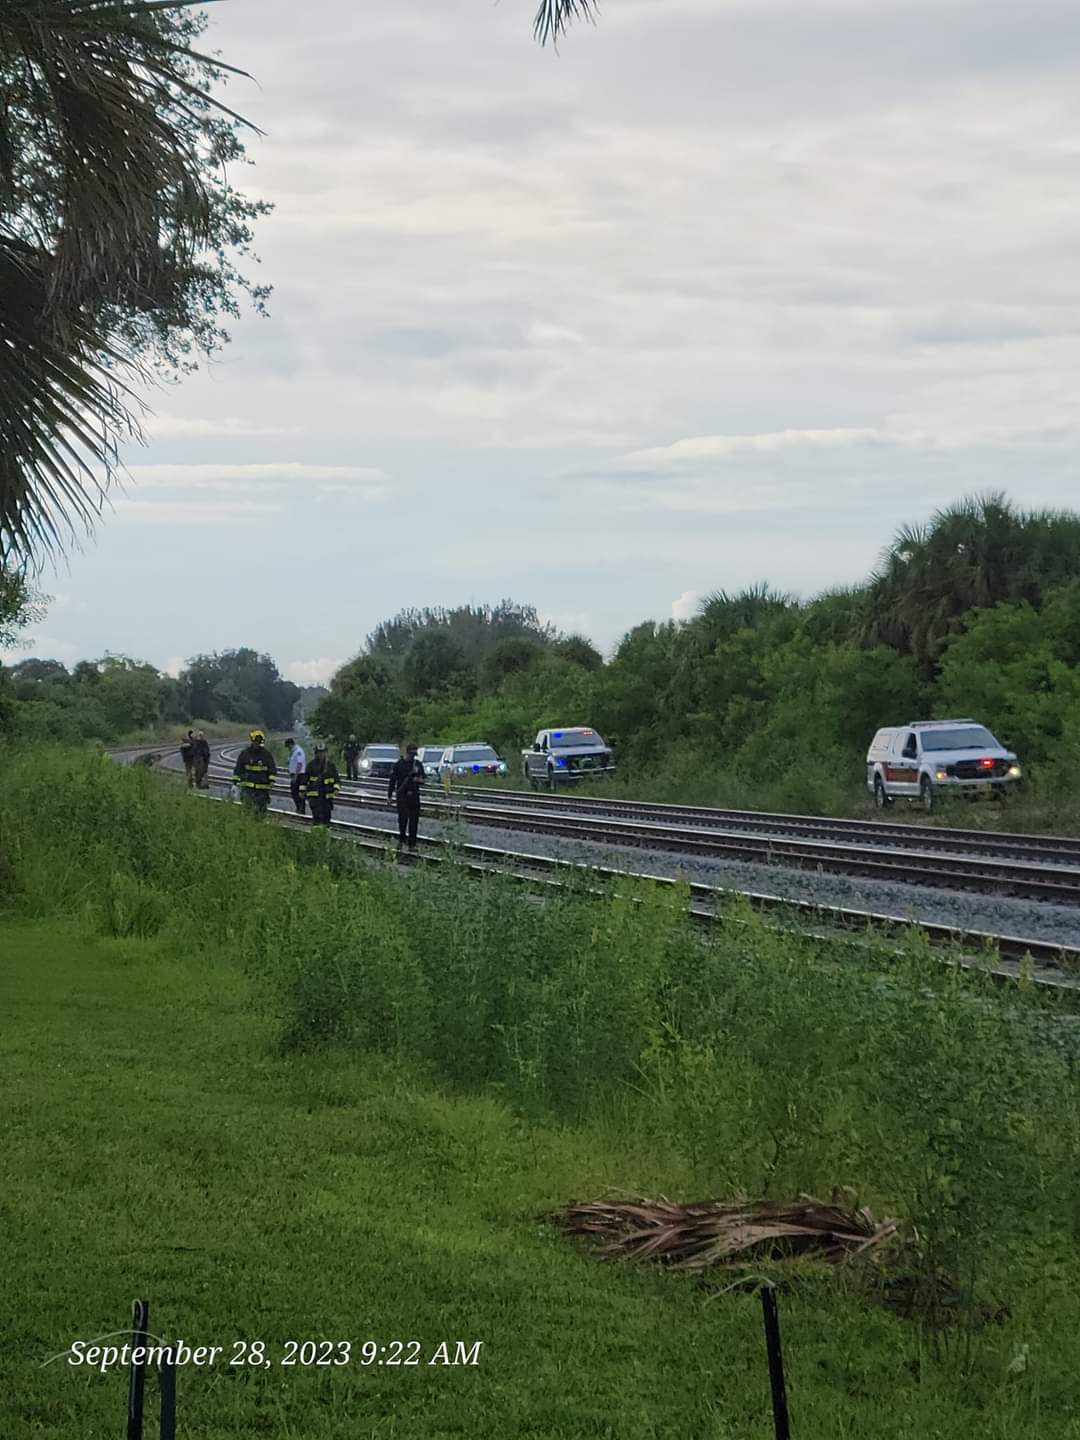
[207,752,1080,905]
[189,769,1080,991]
[349,775,1080,867]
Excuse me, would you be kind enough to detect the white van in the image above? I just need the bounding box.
[866,719,1022,811]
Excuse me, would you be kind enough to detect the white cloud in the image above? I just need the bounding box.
[285,657,343,686]
[671,590,700,622]
[124,463,390,493]
[617,429,883,471]
[1,635,81,664]
[143,415,303,439]
[112,498,283,526]
[541,610,593,636]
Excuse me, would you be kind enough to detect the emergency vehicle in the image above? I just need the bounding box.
[866,719,1022,811]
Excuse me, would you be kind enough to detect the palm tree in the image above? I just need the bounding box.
[0,0,265,564]
[697,582,798,644]
[863,492,1080,669]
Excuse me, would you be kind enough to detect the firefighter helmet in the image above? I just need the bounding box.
[250,729,265,744]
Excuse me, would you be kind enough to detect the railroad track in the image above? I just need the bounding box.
[182,762,1080,991]
[209,749,1080,906]
[355,775,1080,868]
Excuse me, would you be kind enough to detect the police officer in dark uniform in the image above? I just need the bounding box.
[387,742,424,851]
[192,731,211,789]
[179,730,196,787]
[305,744,339,826]
[233,729,277,813]
[343,734,361,782]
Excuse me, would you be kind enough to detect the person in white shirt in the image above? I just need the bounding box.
[286,737,307,814]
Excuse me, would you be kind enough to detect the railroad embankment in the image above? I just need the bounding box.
[3,745,1080,1437]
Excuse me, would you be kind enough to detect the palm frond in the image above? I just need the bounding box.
[554,1194,900,1269]
[0,0,264,564]
[533,0,597,46]
[0,236,141,564]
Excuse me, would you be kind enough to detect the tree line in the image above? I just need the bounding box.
[310,495,1080,811]
[0,646,299,743]
[4,493,1080,812]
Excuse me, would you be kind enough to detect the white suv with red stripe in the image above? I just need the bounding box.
[866,719,1022,811]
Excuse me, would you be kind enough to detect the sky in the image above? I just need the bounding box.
[11,0,1080,684]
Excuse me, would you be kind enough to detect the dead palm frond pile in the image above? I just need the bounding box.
[554,1195,900,1270]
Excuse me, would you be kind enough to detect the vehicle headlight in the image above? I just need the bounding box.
[935,769,947,781]
[498,763,507,774]
[1008,764,1022,777]
[456,765,468,774]
[360,759,370,769]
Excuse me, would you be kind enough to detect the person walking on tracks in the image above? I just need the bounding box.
[306,744,339,826]
[388,742,424,852]
[192,731,211,789]
[343,734,361,782]
[233,729,277,813]
[179,730,196,787]
[286,736,307,814]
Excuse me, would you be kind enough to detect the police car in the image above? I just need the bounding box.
[437,743,509,778]
[866,719,1022,811]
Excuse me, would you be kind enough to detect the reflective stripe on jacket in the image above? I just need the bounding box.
[305,759,339,800]
[234,744,277,792]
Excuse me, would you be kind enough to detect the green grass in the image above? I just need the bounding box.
[3,916,1079,1440]
[4,748,1080,1436]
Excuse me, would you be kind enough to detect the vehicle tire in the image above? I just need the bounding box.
[919,776,934,812]
[873,776,892,810]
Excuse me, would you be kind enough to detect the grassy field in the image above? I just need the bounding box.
[4,917,1078,1440]
[3,748,1080,1437]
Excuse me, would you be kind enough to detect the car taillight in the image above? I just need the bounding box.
[978,757,994,769]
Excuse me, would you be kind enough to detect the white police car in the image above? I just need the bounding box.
[438,743,509,779]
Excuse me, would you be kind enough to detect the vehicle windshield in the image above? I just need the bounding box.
[919,726,997,752]
[455,745,499,762]
[550,730,605,749]
[366,746,400,758]
[419,748,444,761]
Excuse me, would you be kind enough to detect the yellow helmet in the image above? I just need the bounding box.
[250,729,265,744]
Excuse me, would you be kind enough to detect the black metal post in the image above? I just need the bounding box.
[759,1286,792,1440]
[158,1352,177,1440]
[127,1299,149,1440]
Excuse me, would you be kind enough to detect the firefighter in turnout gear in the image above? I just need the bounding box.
[387,742,424,851]
[306,744,339,825]
[343,734,361,781]
[233,729,277,813]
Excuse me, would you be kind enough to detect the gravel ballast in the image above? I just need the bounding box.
[239,775,1080,950]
